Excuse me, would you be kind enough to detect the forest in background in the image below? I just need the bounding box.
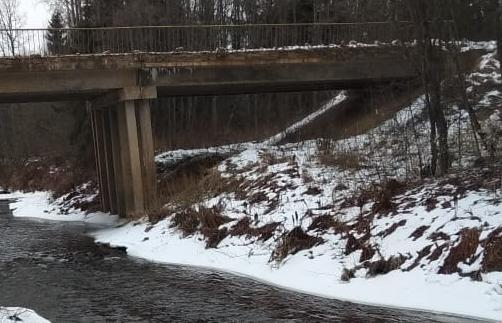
[44,0,499,41]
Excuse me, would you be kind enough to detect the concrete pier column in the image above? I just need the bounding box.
[108,106,125,216]
[89,107,111,213]
[116,100,145,218]
[101,111,118,214]
[136,99,157,211]
[90,86,157,218]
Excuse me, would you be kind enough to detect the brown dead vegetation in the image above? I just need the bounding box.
[429,231,451,242]
[379,219,407,238]
[341,179,409,217]
[307,214,347,234]
[157,154,234,210]
[360,244,377,262]
[0,158,93,198]
[318,151,363,170]
[371,180,408,215]
[482,228,502,273]
[229,217,280,242]
[0,158,97,212]
[427,243,449,262]
[439,228,480,275]
[303,186,323,196]
[365,255,406,277]
[406,245,433,271]
[344,233,371,258]
[259,151,293,166]
[409,226,430,240]
[170,205,232,249]
[271,227,324,263]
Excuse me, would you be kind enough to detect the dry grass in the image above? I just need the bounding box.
[379,220,407,238]
[439,228,480,275]
[341,179,408,217]
[0,158,95,204]
[365,255,406,277]
[259,151,293,166]
[229,217,280,242]
[170,205,232,249]
[157,154,235,210]
[409,226,430,241]
[371,179,407,215]
[307,214,347,234]
[318,151,363,170]
[271,227,324,263]
[406,245,434,271]
[482,228,502,273]
[360,244,377,262]
[341,268,356,282]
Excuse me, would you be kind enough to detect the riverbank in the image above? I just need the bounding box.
[93,149,502,321]
[3,155,502,322]
[0,307,50,323]
[1,191,118,225]
[3,198,477,322]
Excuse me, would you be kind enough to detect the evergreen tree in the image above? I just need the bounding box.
[46,10,66,55]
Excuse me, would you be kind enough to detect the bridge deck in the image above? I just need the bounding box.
[0,46,415,103]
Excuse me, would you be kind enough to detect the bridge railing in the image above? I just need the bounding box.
[0,22,443,57]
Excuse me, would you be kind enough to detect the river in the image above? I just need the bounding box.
[0,198,487,323]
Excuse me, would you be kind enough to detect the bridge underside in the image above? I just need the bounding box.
[0,48,417,218]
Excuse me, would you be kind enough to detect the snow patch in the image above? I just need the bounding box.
[2,191,118,225]
[0,307,50,323]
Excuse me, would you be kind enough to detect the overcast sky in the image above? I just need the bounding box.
[19,0,51,28]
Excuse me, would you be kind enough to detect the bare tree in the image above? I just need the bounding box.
[408,0,450,176]
[0,0,24,56]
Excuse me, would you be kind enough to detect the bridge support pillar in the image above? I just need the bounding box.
[136,99,157,211]
[89,86,157,218]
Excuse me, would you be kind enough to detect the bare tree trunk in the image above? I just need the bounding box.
[409,0,450,176]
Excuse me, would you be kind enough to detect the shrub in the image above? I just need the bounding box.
[271,227,324,263]
[482,228,502,273]
[439,228,480,275]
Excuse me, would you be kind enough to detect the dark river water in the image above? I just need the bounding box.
[0,198,488,323]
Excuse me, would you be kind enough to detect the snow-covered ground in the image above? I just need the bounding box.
[1,191,117,225]
[2,41,501,321]
[92,142,502,321]
[0,307,50,323]
[5,149,502,321]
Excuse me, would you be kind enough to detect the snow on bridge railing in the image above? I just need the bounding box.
[0,22,448,58]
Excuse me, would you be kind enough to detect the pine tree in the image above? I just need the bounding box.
[46,10,66,55]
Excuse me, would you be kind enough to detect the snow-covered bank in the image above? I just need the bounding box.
[5,159,501,321]
[93,215,502,321]
[0,307,50,323]
[1,191,118,225]
[92,143,502,321]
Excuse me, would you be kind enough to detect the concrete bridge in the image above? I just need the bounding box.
[0,23,421,218]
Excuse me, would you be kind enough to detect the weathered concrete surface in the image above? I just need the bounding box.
[0,47,415,103]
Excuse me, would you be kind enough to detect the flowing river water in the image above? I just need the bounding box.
[0,198,488,323]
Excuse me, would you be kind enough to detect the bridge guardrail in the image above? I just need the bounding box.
[0,22,449,57]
